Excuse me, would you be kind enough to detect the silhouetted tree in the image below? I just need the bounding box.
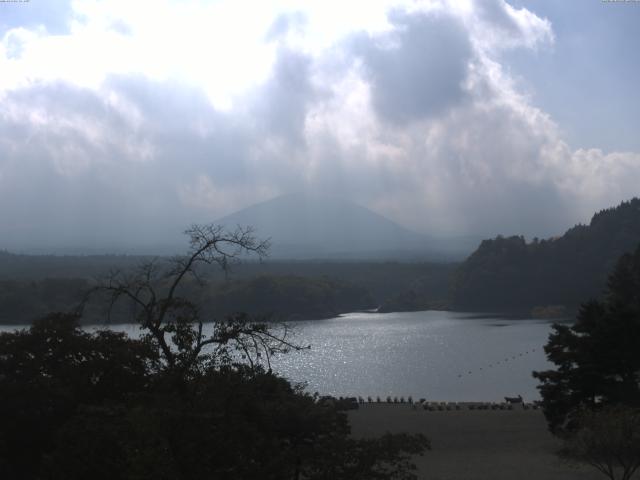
[560,406,640,480]
[1,224,430,479]
[533,244,640,434]
[1,314,429,479]
[0,313,157,480]
[86,224,306,379]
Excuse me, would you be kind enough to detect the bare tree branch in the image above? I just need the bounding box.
[83,224,302,377]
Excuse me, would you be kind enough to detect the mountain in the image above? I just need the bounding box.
[215,193,473,260]
[451,198,640,311]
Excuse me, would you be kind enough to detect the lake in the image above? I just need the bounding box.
[1,310,561,402]
[276,311,557,402]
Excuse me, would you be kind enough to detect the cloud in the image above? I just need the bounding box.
[472,0,554,51]
[265,11,307,41]
[0,1,74,35]
[252,48,319,146]
[0,0,639,251]
[351,10,472,124]
[0,80,175,248]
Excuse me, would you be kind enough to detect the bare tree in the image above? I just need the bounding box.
[85,224,306,376]
[561,406,640,480]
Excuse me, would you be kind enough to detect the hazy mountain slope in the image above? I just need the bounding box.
[216,193,465,259]
[452,198,640,311]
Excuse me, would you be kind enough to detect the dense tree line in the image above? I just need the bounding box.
[0,252,456,324]
[377,273,452,312]
[0,278,88,324]
[0,250,146,280]
[0,275,374,324]
[453,198,640,311]
[202,275,374,320]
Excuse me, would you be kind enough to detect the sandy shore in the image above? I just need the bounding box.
[349,404,601,480]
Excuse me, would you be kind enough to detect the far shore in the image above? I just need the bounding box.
[349,403,600,480]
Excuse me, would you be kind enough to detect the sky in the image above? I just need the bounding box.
[1,0,639,251]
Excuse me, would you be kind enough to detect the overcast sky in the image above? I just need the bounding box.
[1,0,639,250]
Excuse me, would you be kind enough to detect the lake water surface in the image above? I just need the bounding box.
[276,310,556,402]
[1,310,560,402]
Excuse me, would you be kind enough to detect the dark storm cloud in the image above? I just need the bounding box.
[253,48,318,146]
[0,79,209,249]
[351,10,472,124]
[0,90,165,249]
[100,75,269,187]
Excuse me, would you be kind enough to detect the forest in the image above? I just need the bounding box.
[451,198,640,312]
[0,252,455,324]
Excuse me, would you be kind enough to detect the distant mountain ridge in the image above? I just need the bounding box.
[216,193,474,260]
[452,198,640,311]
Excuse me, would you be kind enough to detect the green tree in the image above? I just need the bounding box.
[533,244,640,434]
[0,312,157,480]
[560,406,640,480]
[453,198,640,311]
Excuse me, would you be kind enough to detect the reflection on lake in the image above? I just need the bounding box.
[1,310,561,402]
[276,310,556,402]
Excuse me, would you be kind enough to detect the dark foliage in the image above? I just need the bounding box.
[0,314,429,479]
[560,406,640,480]
[453,198,640,311]
[0,224,429,479]
[533,244,640,434]
[0,260,456,324]
[0,313,157,480]
[202,274,375,320]
[0,278,89,324]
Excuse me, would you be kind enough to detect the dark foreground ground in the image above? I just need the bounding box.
[349,404,601,480]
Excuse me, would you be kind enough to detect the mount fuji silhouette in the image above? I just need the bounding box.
[216,193,475,260]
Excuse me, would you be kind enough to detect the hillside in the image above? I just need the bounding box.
[0,253,456,324]
[216,193,475,260]
[451,198,640,311]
